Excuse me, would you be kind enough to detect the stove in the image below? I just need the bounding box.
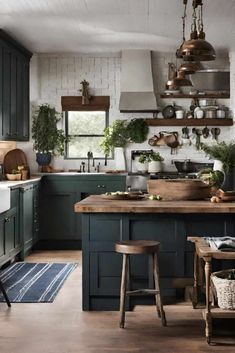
[150,172,198,180]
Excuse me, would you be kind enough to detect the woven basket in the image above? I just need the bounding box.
[211,269,235,310]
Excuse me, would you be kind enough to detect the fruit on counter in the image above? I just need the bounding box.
[149,194,162,201]
[210,196,223,203]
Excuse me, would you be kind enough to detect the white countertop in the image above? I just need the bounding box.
[0,177,41,189]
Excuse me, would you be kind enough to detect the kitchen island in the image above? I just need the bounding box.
[75,196,235,311]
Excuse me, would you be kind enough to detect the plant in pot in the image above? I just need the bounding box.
[100,120,129,170]
[200,141,235,191]
[148,151,164,173]
[137,153,149,173]
[126,118,149,143]
[32,104,68,168]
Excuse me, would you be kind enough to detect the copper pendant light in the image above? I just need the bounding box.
[168,70,192,88]
[179,0,216,62]
[179,61,203,74]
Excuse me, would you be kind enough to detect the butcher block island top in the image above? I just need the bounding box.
[74,195,235,214]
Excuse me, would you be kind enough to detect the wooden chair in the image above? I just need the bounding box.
[0,278,11,307]
[115,240,166,328]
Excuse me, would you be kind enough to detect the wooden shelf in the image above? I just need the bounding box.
[160,93,230,99]
[145,118,233,127]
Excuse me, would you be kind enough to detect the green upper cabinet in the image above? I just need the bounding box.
[0,30,32,141]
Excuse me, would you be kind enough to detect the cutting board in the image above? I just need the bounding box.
[147,179,211,200]
[3,149,29,174]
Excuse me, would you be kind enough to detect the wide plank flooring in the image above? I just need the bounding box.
[0,250,234,353]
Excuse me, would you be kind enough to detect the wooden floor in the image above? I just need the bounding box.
[0,250,235,353]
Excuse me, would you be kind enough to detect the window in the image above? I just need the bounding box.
[65,110,108,159]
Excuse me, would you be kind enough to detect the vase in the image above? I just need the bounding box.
[213,160,223,172]
[36,152,52,166]
[114,147,126,171]
[148,161,162,173]
[221,169,234,191]
[137,162,148,173]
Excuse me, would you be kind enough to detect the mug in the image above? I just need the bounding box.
[176,110,184,119]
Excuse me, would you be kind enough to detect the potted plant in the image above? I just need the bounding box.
[148,151,164,173]
[200,141,235,190]
[100,120,129,170]
[32,104,68,166]
[126,118,149,143]
[137,153,149,173]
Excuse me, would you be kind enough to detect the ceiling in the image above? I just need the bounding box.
[0,0,234,54]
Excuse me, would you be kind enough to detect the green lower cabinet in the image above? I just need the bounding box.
[0,188,20,267]
[38,175,126,249]
[20,182,40,257]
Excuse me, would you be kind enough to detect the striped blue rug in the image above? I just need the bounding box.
[0,262,77,303]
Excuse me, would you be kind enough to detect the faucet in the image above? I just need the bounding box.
[87,151,93,173]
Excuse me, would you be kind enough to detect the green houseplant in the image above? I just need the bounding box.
[100,120,129,170]
[200,141,235,190]
[148,151,164,173]
[126,118,149,143]
[138,152,149,173]
[100,120,129,156]
[32,104,67,166]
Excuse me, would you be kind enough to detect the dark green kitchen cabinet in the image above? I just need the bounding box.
[0,30,32,141]
[20,182,39,257]
[0,189,20,267]
[38,175,126,249]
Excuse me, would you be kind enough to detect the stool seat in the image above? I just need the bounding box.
[115,240,160,254]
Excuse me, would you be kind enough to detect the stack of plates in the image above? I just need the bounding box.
[164,90,180,95]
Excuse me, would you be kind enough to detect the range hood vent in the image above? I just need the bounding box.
[119,50,158,113]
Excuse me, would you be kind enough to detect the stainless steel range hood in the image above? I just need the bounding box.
[119,50,158,113]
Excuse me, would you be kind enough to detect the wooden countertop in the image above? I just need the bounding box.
[74,195,235,214]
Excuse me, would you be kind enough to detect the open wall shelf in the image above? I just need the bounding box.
[145,118,233,127]
[160,93,230,99]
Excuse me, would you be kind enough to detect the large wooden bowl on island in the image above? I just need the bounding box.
[147,179,211,201]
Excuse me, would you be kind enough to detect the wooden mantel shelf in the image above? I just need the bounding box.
[145,118,233,127]
[160,93,230,99]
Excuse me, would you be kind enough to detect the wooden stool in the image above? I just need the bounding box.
[115,240,167,328]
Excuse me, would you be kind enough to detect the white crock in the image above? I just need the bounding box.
[148,161,162,173]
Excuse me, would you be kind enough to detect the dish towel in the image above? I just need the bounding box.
[204,236,235,252]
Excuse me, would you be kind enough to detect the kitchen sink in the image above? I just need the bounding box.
[0,186,11,213]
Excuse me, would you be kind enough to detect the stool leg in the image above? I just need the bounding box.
[119,254,128,328]
[0,279,11,307]
[153,253,167,327]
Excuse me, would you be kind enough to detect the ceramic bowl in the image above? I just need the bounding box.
[6,173,21,181]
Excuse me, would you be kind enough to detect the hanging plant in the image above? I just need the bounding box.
[126,118,149,143]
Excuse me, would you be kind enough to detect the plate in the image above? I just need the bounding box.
[162,105,176,119]
[164,90,180,95]
[101,193,145,200]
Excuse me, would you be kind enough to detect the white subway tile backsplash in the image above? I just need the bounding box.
[18,52,234,172]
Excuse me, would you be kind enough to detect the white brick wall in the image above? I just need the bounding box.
[17,52,233,173]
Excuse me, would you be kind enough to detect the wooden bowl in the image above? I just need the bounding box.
[6,173,21,181]
[147,179,211,200]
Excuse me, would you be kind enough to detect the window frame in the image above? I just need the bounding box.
[64,110,109,160]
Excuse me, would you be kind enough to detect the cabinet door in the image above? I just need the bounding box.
[2,43,11,139]
[0,213,8,265]
[20,186,34,255]
[16,58,29,141]
[5,207,20,257]
[0,37,30,141]
[40,191,81,240]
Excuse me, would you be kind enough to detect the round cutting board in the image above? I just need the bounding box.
[3,149,28,174]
